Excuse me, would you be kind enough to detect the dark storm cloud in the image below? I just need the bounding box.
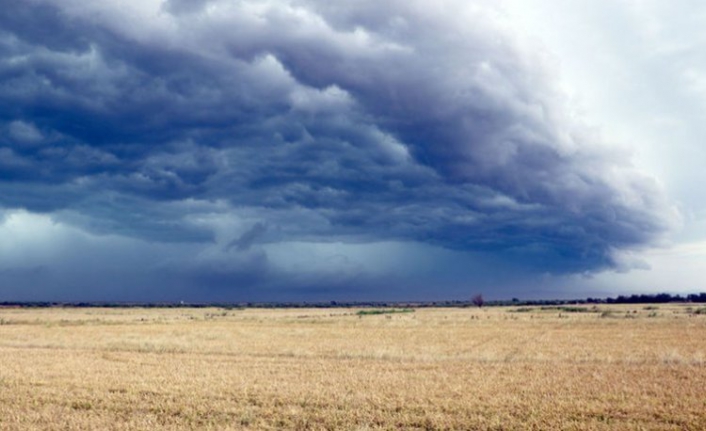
[226,223,268,251]
[0,0,678,290]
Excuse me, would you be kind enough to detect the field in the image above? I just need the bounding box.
[1,304,705,430]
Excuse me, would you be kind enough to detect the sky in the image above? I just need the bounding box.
[0,0,704,302]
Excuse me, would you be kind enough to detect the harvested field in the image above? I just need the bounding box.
[1,304,705,430]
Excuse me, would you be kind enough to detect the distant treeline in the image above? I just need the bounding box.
[0,292,705,309]
[602,292,706,304]
[487,292,706,307]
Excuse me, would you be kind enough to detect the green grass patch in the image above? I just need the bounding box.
[508,307,535,313]
[356,308,415,316]
[540,306,596,313]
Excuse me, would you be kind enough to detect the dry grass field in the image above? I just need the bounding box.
[1,304,705,430]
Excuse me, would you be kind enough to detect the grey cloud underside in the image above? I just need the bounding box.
[0,0,677,274]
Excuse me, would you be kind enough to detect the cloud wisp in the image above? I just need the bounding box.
[0,0,679,300]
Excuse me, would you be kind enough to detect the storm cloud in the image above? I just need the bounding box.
[0,0,679,301]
